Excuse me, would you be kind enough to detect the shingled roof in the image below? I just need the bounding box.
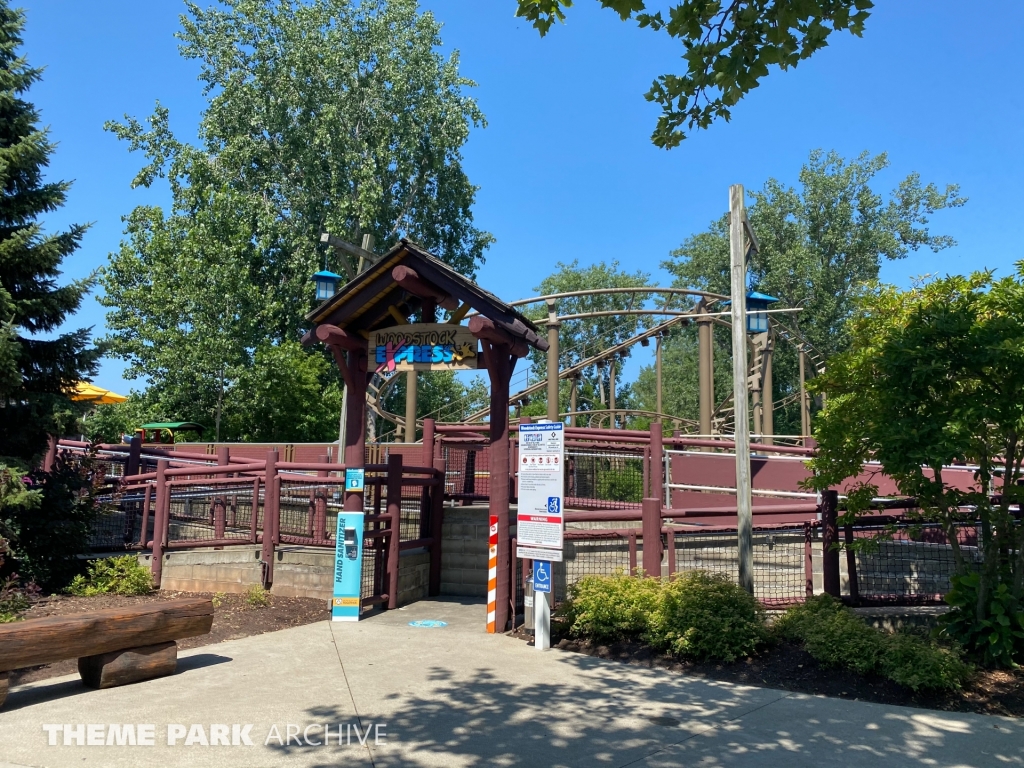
[304,239,546,350]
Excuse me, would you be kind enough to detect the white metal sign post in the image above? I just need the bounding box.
[517,422,564,651]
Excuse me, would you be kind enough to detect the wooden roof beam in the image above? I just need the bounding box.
[392,265,460,311]
[315,324,367,352]
[469,316,529,358]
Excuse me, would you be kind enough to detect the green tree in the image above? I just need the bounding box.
[226,341,341,442]
[655,149,963,433]
[0,3,99,462]
[82,395,164,444]
[516,0,872,147]
[808,268,1024,667]
[100,0,491,437]
[379,370,488,440]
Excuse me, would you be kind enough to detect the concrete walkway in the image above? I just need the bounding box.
[0,598,1021,767]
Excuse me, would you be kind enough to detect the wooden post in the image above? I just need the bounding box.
[404,369,418,443]
[342,346,370,512]
[729,184,754,594]
[609,356,617,429]
[43,434,58,472]
[420,418,436,537]
[483,341,515,632]
[799,346,811,445]
[650,421,664,505]
[262,450,278,588]
[386,452,403,608]
[698,305,713,437]
[546,299,560,422]
[569,374,578,428]
[762,331,774,446]
[844,522,860,605]
[821,489,840,598]
[314,453,329,544]
[428,456,445,596]
[151,460,169,589]
[655,332,663,417]
[641,497,662,578]
[125,436,143,477]
[138,484,152,548]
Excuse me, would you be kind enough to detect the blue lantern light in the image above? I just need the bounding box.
[311,269,342,301]
[744,291,778,334]
[722,291,779,334]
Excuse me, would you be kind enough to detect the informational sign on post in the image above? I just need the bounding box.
[331,511,364,622]
[344,468,365,494]
[516,422,564,561]
[517,422,564,651]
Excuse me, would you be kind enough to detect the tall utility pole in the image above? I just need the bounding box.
[729,184,754,594]
[546,299,560,422]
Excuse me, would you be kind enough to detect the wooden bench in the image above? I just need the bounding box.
[0,597,213,708]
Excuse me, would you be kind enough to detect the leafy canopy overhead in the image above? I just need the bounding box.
[516,0,873,147]
[100,0,491,440]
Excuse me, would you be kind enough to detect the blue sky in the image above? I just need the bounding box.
[17,0,1024,393]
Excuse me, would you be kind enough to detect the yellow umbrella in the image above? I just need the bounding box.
[71,382,128,405]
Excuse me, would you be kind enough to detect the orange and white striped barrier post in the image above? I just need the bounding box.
[486,515,498,633]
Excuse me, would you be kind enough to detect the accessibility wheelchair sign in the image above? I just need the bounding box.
[533,560,551,594]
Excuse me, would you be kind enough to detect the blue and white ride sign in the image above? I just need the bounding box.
[533,560,552,594]
[332,511,364,622]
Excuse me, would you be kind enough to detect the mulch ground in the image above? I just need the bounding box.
[513,627,1024,718]
[8,590,329,687]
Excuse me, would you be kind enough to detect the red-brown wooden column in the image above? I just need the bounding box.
[485,342,514,632]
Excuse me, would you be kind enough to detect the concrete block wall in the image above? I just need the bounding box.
[439,506,492,597]
[146,545,431,607]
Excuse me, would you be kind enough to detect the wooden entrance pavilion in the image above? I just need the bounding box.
[303,238,549,632]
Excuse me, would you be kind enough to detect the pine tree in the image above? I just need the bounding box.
[0,2,99,463]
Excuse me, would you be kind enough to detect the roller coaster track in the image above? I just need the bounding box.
[363,287,827,434]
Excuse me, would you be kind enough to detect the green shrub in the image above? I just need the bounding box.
[778,596,970,691]
[66,555,153,596]
[939,573,1024,668]
[880,632,972,692]
[558,571,662,642]
[244,584,272,608]
[653,572,767,662]
[3,453,103,591]
[596,464,644,503]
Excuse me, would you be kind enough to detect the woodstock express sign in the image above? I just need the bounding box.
[368,323,479,372]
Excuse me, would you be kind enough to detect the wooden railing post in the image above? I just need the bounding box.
[312,453,329,544]
[386,453,404,608]
[125,436,143,478]
[844,523,860,605]
[151,459,169,588]
[650,422,664,505]
[804,522,814,599]
[420,418,436,538]
[262,450,279,588]
[641,497,663,578]
[42,434,59,472]
[428,457,446,596]
[821,489,840,598]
